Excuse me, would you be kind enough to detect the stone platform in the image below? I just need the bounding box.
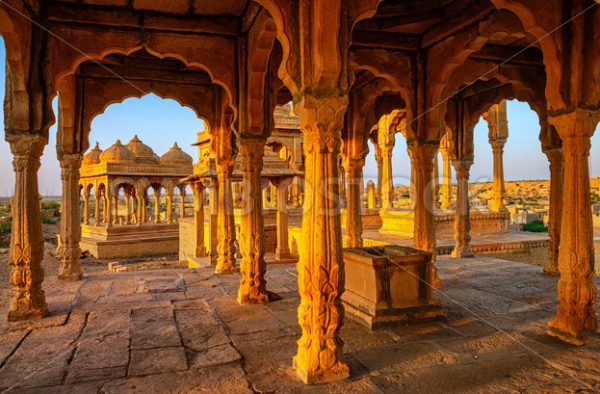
[1,257,599,393]
[80,223,179,259]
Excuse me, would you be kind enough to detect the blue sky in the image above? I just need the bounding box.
[0,37,599,196]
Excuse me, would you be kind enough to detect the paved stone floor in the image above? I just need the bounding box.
[1,256,599,393]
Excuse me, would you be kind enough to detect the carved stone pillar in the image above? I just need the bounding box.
[439,149,452,211]
[124,188,132,225]
[153,186,161,224]
[94,189,101,226]
[432,154,440,210]
[237,138,269,303]
[208,180,219,265]
[275,179,292,259]
[105,190,114,226]
[113,194,119,225]
[344,158,365,248]
[293,96,349,384]
[339,164,347,209]
[547,110,597,345]
[216,159,237,273]
[192,182,206,257]
[380,146,393,210]
[451,160,474,258]
[409,143,441,288]
[102,190,109,224]
[6,134,48,320]
[136,191,144,226]
[58,154,83,280]
[490,139,507,212]
[82,187,90,226]
[375,146,383,208]
[179,186,186,219]
[166,188,174,224]
[141,191,147,224]
[543,149,564,276]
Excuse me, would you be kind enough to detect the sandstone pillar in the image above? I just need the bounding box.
[153,187,161,224]
[124,188,132,225]
[451,160,474,258]
[490,139,507,212]
[409,143,441,288]
[105,190,114,226]
[6,134,48,320]
[136,192,144,226]
[215,159,237,273]
[192,182,206,257]
[375,146,383,208]
[366,180,375,209]
[208,180,219,265]
[179,186,186,219]
[58,154,83,280]
[339,164,347,209]
[275,179,292,259]
[344,158,365,248]
[543,148,564,275]
[440,149,452,211]
[82,187,90,226]
[484,102,509,213]
[141,191,147,224]
[547,110,598,345]
[293,96,349,384]
[432,154,440,210]
[94,189,101,226]
[102,190,109,224]
[113,194,119,225]
[380,146,394,210]
[166,188,174,224]
[237,138,269,303]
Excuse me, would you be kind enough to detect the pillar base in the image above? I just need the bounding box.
[8,302,48,321]
[275,249,292,260]
[546,326,597,346]
[451,245,474,259]
[293,357,350,385]
[542,264,559,276]
[58,272,83,281]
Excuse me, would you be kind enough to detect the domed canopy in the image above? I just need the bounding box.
[160,143,193,165]
[99,139,135,164]
[83,142,102,165]
[126,135,158,164]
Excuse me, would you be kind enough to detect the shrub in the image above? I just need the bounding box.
[0,218,12,234]
[41,201,60,210]
[41,216,57,225]
[522,220,547,233]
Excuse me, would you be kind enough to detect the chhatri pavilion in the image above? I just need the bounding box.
[1,0,599,387]
[78,136,193,258]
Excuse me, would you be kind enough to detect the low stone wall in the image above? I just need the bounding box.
[466,240,550,267]
[379,209,510,239]
[340,208,382,230]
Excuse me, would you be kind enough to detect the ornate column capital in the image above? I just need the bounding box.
[238,137,266,173]
[7,134,47,171]
[297,95,348,155]
[489,138,507,153]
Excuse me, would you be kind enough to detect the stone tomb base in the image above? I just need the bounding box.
[80,223,179,259]
[342,245,446,329]
[379,209,510,239]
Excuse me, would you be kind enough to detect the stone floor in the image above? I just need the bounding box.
[1,256,599,393]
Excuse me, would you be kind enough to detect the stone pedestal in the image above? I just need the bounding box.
[342,245,446,328]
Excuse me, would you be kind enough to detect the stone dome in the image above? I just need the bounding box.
[99,139,135,164]
[160,143,193,165]
[83,142,102,165]
[126,135,158,164]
